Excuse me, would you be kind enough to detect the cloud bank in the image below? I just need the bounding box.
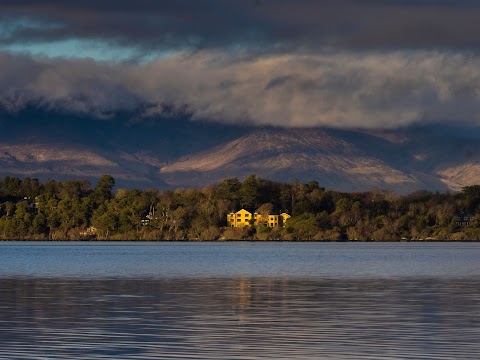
[2,50,480,128]
[2,1,480,129]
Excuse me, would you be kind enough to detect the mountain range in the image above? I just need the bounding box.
[1,108,480,193]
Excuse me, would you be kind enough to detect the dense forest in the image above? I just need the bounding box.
[0,174,479,241]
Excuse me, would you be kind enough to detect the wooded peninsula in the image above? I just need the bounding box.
[0,175,479,241]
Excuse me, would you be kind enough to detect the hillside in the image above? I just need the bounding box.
[160,128,423,192]
[1,109,480,193]
[160,126,480,193]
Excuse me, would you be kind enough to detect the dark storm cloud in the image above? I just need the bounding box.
[0,0,269,50]
[2,1,480,129]
[2,0,480,50]
[3,50,480,129]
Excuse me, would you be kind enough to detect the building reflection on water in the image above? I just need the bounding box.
[232,277,252,311]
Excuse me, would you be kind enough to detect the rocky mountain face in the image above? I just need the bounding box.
[1,109,480,193]
[160,128,420,193]
[159,126,480,193]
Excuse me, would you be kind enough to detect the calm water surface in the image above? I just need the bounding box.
[1,242,480,359]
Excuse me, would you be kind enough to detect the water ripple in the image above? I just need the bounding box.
[1,277,480,359]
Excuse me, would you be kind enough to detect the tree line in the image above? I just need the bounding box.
[0,174,479,240]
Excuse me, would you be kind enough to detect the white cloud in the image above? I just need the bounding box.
[1,50,480,128]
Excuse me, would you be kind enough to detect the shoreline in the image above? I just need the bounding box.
[2,239,480,243]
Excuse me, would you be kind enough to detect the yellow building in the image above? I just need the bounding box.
[227,209,253,227]
[265,214,279,227]
[227,209,290,228]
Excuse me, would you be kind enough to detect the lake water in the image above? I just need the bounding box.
[1,242,480,359]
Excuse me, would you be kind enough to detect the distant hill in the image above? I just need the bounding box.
[0,108,247,188]
[1,108,480,193]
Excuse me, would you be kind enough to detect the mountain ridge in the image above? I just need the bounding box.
[1,110,480,193]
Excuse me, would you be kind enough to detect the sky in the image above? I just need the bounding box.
[1,0,480,129]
